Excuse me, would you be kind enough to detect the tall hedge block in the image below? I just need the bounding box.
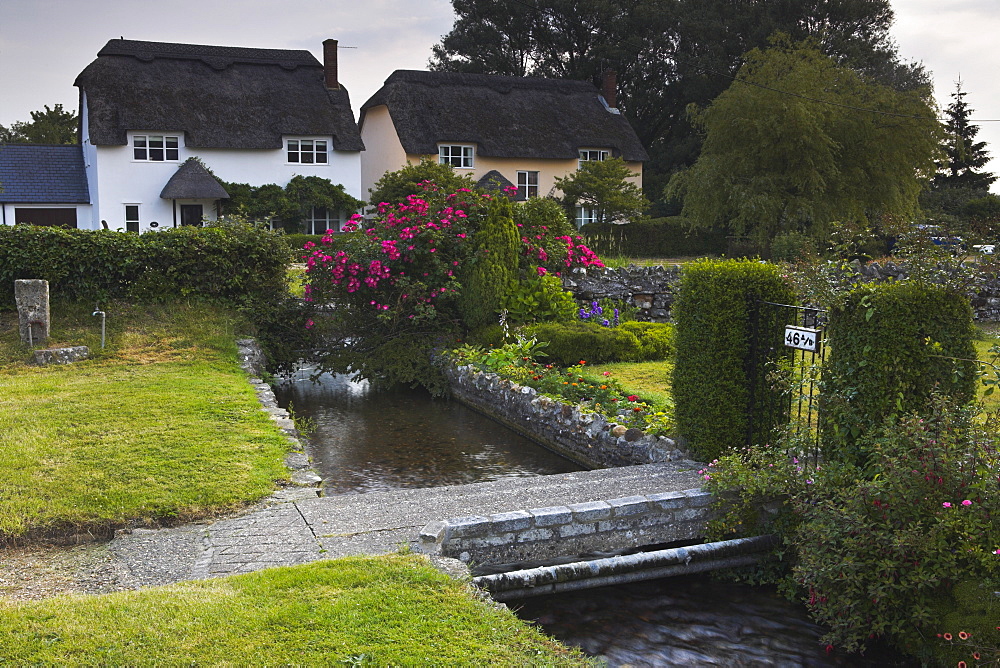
[672,259,795,461]
[822,281,977,461]
[0,225,289,307]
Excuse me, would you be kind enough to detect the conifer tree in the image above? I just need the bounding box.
[934,78,996,192]
[459,195,519,330]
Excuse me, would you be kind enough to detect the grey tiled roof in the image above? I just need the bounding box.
[0,144,90,203]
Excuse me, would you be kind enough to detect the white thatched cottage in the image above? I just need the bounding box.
[73,38,364,231]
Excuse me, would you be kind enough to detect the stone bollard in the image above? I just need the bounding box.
[14,279,50,346]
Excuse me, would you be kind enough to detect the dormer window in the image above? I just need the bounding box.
[287,139,329,164]
[439,144,474,169]
[133,135,179,162]
[578,149,609,169]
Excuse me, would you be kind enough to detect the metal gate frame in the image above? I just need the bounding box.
[746,300,827,455]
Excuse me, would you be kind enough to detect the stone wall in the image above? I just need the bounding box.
[445,363,691,470]
[419,489,713,566]
[562,265,680,323]
[562,262,1000,322]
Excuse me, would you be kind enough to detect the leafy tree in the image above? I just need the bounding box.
[0,104,78,144]
[367,158,476,207]
[554,157,648,225]
[221,176,362,232]
[666,40,940,244]
[933,79,996,193]
[430,0,927,211]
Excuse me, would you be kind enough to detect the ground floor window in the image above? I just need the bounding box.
[125,204,140,232]
[305,207,346,234]
[14,208,77,228]
[575,206,596,228]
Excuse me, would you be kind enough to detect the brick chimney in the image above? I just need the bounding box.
[323,39,339,89]
[601,69,618,109]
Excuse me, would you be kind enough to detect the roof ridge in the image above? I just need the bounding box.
[97,39,319,69]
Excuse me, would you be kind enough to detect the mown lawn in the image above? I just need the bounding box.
[581,359,672,409]
[0,555,589,666]
[0,302,290,540]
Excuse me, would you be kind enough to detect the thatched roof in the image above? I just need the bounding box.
[75,39,364,151]
[0,144,90,203]
[360,70,648,162]
[160,158,230,199]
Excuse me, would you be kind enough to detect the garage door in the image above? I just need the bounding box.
[14,208,77,228]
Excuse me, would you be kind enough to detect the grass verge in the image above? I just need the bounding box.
[582,359,673,408]
[0,554,588,666]
[0,301,290,541]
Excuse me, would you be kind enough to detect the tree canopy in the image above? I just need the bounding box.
[430,0,927,211]
[554,157,648,225]
[665,40,940,243]
[0,104,78,144]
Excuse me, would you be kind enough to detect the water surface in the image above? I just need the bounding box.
[273,369,583,495]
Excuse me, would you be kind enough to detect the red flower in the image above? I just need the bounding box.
[627,395,638,402]
[958,631,969,640]
[943,633,953,641]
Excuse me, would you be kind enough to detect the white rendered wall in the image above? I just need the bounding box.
[91,129,362,232]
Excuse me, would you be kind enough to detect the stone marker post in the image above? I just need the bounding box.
[14,279,50,346]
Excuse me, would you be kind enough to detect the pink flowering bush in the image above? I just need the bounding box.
[304,183,486,327]
[704,394,1000,660]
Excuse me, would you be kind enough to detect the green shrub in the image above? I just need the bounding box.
[0,223,290,308]
[459,196,520,329]
[502,274,577,325]
[822,280,977,463]
[527,321,640,366]
[581,217,727,258]
[367,158,477,206]
[769,231,818,262]
[672,259,796,461]
[283,234,326,254]
[619,321,675,360]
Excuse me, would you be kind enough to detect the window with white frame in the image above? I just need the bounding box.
[517,171,539,199]
[124,204,140,232]
[575,206,597,228]
[438,144,474,168]
[578,149,609,169]
[133,135,179,161]
[305,207,345,235]
[287,139,329,164]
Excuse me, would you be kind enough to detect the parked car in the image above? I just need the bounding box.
[973,244,996,255]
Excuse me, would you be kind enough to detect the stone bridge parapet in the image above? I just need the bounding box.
[420,488,713,567]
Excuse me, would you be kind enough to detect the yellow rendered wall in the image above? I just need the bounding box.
[359,105,408,201]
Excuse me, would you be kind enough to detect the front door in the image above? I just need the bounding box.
[180,204,203,226]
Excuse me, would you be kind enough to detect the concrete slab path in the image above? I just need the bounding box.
[109,462,702,589]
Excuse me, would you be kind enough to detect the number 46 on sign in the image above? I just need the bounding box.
[784,326,821,352]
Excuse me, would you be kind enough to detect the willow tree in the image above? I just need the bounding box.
[666,39,941,244]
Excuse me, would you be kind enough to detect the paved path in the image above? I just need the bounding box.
[109,463,702,589]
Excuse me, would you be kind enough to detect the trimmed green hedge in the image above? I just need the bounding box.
[0,224,290,307]
[672,259,796,461]
[581,217,727,258]
[822,281,977,462]
[527,320,674,366]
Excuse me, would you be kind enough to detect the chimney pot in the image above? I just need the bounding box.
[323,39,339,89]
[601,69,618,109]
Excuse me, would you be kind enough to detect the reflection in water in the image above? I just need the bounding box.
[272,369,582,495]
[516,575,912,667]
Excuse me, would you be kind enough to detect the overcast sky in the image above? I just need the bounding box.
[2,0,998,189]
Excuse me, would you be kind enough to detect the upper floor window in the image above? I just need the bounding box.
[133,135,179,161]
[288,139,329,165]
[578,149,609,169]
[517,170,539,200]
[439,144,474,169]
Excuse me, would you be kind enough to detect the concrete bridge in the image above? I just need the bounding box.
[108,462,774,598]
